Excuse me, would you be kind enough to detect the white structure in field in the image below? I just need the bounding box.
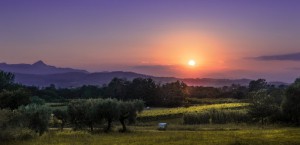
[158,123,167,130]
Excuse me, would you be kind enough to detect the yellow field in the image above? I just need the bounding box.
[138,103,248,119]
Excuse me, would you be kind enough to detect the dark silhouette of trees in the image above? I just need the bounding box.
[161,81,189,107]
[249,79,268,92]
[127,78,160,106]
[0,71,14,91]
[0,89,31,109]
[105,78,129,100]
[248,90,278,125]
[282,78,300,124]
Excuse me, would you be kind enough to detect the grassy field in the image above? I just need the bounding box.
[4,127,300,145]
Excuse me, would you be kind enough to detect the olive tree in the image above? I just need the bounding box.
[118,100,144,132]
[67,100,89,130]
[19,104,51,135]
[97,98,120,132]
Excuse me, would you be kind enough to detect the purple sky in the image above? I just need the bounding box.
[1,0,300,82]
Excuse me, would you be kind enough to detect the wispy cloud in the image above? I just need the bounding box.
[250,52,300,61]
[131,65,182,77]
[289,67,300,70]
[132,65,178,70]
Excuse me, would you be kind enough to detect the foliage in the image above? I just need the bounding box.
[248,79,268,92]
[105,78,129,100]
[30,96,46,105]
[183,109,249,124]
[138,103,248,121]
[67,100,89,130]
[52,109,68,131]
[186,98,243,105]
[0,109,35,141]
[282,78,300,124]
[67,98,144,132]
[183,111,210,124]
[0,89,31,110]
[127,78,160,106]
[160,81,189,107]
[118,99,144,132]
[248,90,279,125]
[19,104,51,135]
[0,71,15,91]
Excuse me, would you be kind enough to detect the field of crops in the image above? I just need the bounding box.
[138,103,248,121]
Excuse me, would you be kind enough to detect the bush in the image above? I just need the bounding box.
[0,127,35,141]
[0,109,35,141]
[183,109,249,125]
[183,111,210,124]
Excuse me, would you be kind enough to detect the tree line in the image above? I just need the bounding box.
[3,76,283,107]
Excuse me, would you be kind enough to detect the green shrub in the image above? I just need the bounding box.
[183,109,249,125]
[0,127,35,141]
[0,109,36,141]
[183,111,210,124]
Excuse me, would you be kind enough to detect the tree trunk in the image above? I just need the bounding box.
[105,118,112,132]
[120,118,126,132]
[90,123,94,132]
[61,121,65,131]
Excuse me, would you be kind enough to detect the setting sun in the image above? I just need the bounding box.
[188,60,196,66]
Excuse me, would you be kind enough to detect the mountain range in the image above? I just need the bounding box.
[0,61,287,88]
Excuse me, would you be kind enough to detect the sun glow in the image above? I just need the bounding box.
[188,60,196,66]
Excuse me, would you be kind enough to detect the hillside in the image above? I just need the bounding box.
[0,61,287,88]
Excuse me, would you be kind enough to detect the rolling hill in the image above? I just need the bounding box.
[0,61,286,88]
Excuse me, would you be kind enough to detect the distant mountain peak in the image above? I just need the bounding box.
[32,60,47,66]
[0,60,88,75]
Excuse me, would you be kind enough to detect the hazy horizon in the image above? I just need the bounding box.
[1,0,300,82]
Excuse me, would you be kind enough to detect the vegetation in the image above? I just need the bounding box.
[3,128,300,145]
[248,90,279,125]
[282,78,300,124]
[1,69,300,144]
[183,109,249,124]
[67,98,144,132]
[19,104,51,136]
[138,103,248,121]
